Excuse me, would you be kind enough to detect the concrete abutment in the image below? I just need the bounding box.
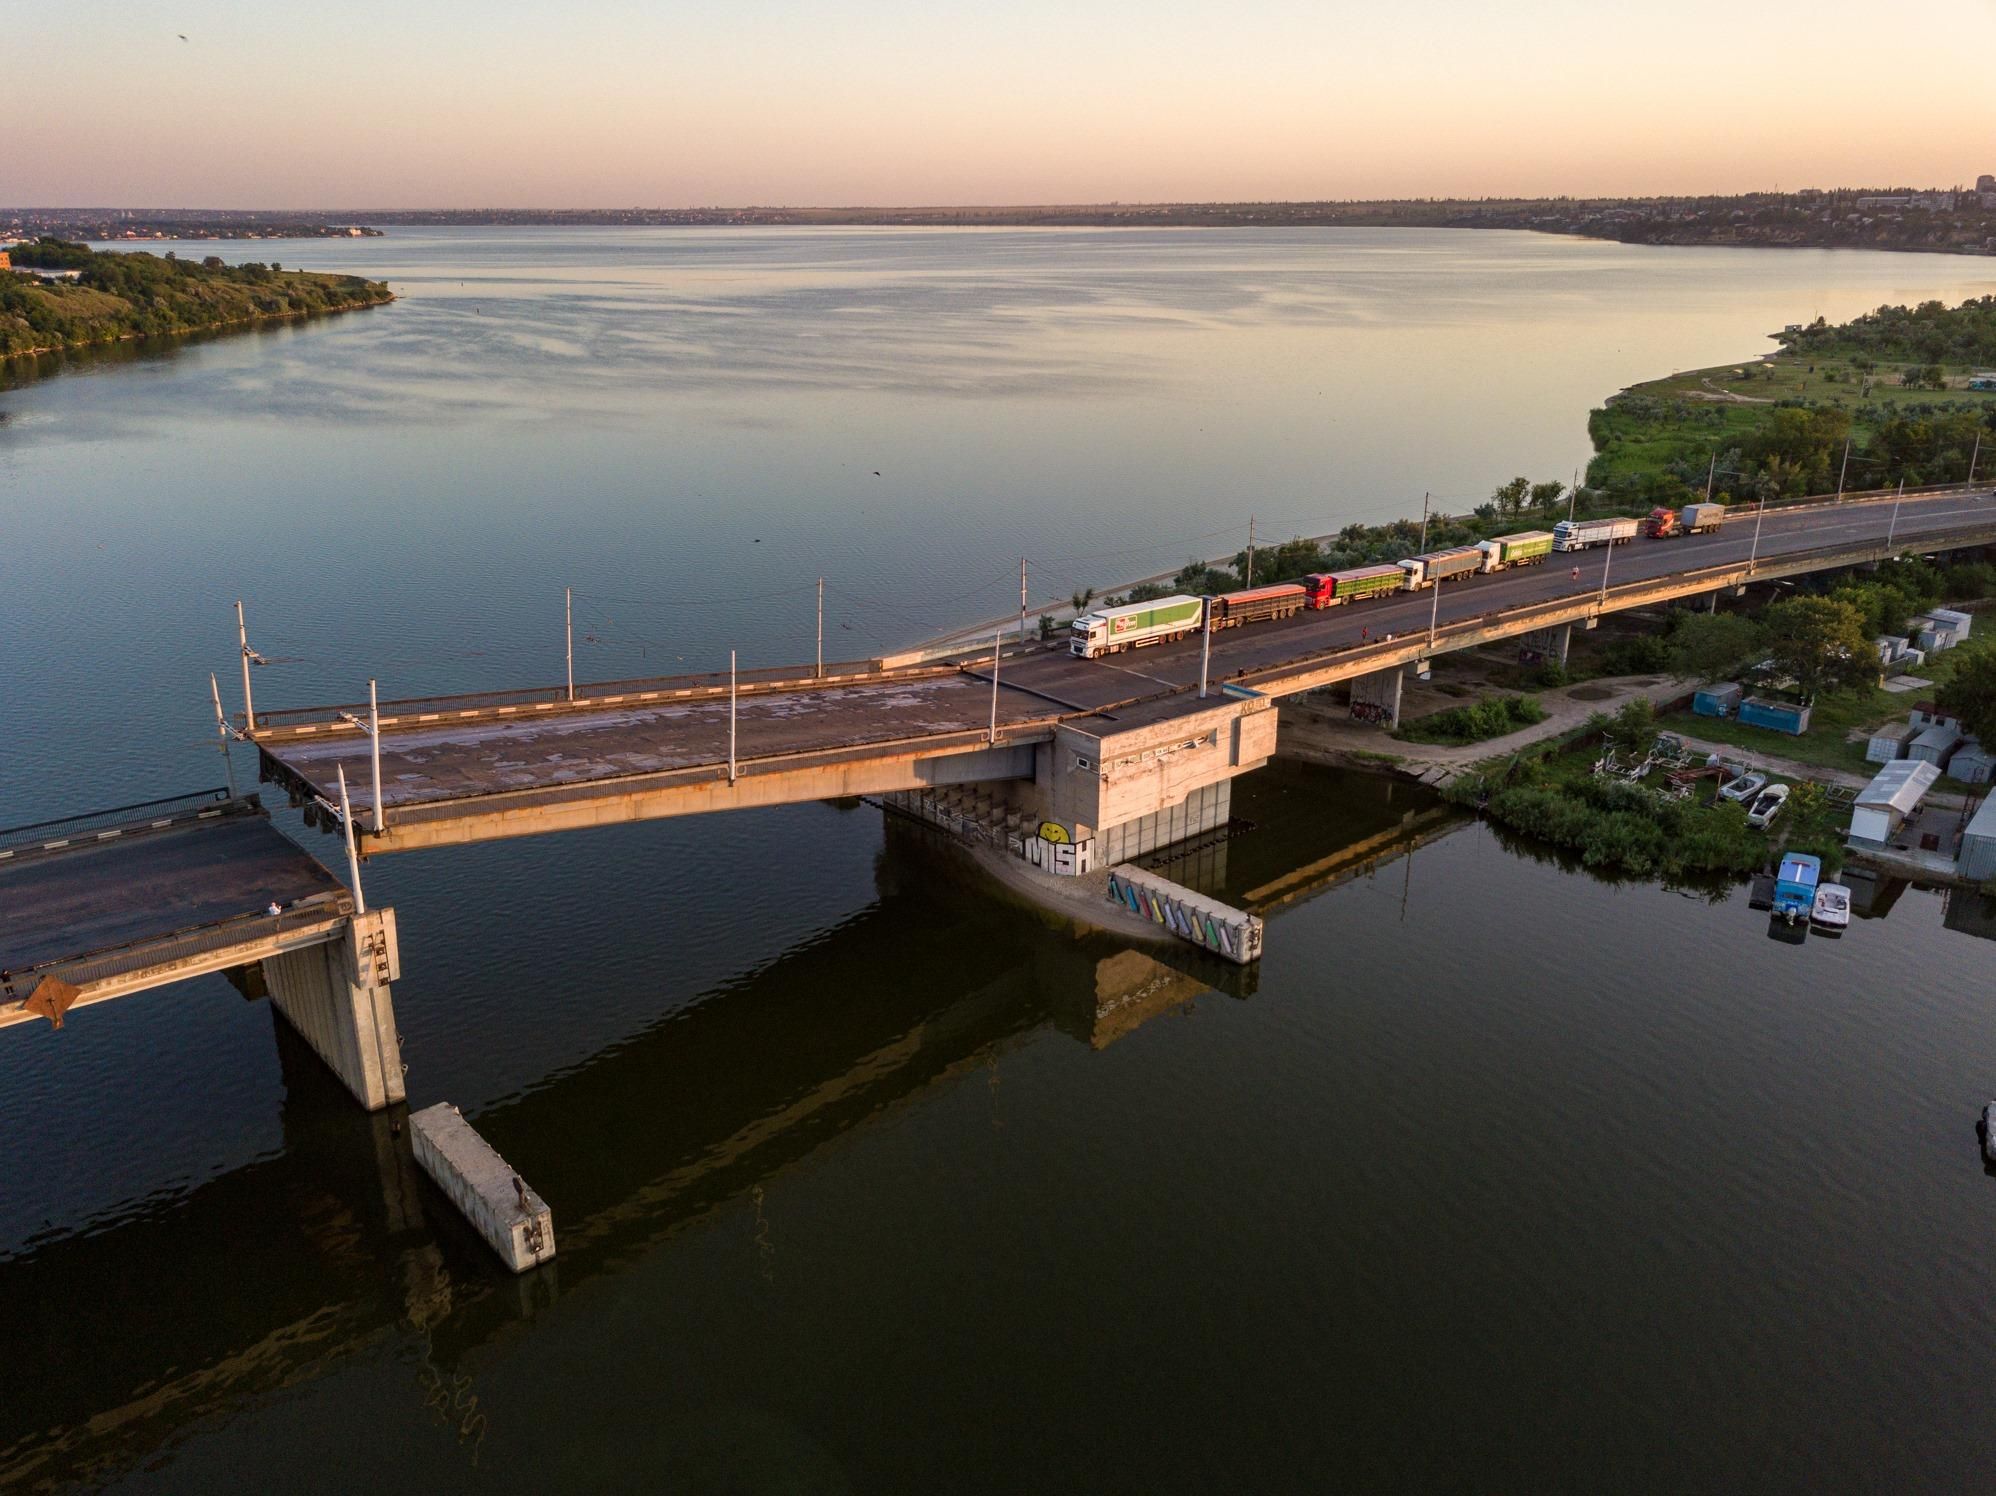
[262,909,406,1112]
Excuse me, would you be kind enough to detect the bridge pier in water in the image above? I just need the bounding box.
[259,909,405,1112]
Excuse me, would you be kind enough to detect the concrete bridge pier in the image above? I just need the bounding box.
[1349,667,1403,728]
[1517,624,1572,669]
[262,908,405,1112]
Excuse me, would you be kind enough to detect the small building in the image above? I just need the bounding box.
[1693,682,1743,718]
[1867,722,1919,763]
[1872,636,1901,666]
[1961,796,1996,883]
[1738,696,1811,735]
[1909,723,1963,767]
[1949,739,1995,785]
[1912,616,1963,654]
[1850,759,1942,844]
[1928,608,1973,641]
[1911,702,1960,732]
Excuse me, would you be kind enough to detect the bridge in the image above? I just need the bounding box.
[6,483,1994,1113]
[248,485,1996,869]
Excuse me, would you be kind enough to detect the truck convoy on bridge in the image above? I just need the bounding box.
[1068,505,1728,657]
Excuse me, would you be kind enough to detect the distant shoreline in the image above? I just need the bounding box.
[8,188,1996,256]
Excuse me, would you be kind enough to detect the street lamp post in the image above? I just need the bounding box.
[1199,596,1212,699]
[1886,479,1904,551]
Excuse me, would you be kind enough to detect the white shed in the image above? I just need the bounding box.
[1849,758,1941,844]
[1949,739,1995,785]
[1909,724,1963,767]
[1928,607,1973,640]
[1867,722,1919,763]
[1962,796,1996,882]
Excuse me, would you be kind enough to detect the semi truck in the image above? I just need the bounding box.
[1397,546,1484,590]
[1070,595,1203,658]
[1476,530,1554,571]
[1553,515,1640,552]
[1645,502,1726,538]
[1302,565,1406,608]
[1772,852,1822,925]
[1205,583,1308,630]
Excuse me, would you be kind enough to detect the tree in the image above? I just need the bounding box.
[1530,480,1566,516]
[1604,696,1658,752]
[1492,476,1530,517]
[1938,647,1996,746]
[1668,612,1765,680]
[1760,596,1877,699]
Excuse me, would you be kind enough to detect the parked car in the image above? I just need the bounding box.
[1745,783,1790,828]
[1719,771,1768,804]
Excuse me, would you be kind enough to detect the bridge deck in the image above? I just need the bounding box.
[0,799,345,981]
[248,488,1996,845]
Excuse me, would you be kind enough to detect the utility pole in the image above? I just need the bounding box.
[1705,452,1718,504]
[208,673,237,799]
[988,629,1001,744]
[728,650,738,783]
[565,587,575,702]
[1199,595,1212,699]
[1836,435,1851,498]
[816,577,824,679]
[337,765,365,915]
[1970,431,1982,486]
[1748,492,1767,574]
[1887,478,1904,550]
[1599,534,1616,608]
[1019,558,1029,642]
[1417,492,1431,554]
[235,600,255,729]
[1245,515,1256,588]
[369,679,384,833]
[1570,467,1580,520]
[1428,570,1442,651]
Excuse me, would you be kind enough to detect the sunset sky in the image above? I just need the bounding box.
[13,0,1996,206]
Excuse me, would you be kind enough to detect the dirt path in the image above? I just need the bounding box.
[1277,673,1694,780]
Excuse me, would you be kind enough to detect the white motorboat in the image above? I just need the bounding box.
[1810,882,1851,933]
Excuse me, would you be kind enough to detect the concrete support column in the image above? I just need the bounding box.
[263,908,405,1111]
[1349,667,1404,729]
[1096,779,1232,864]
[1517,624,1571,668]
[1706,590,1721,614]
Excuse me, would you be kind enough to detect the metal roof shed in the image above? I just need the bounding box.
[1867,722,1919,763]
[1961,796,1996,882]
[1949,741,1995,785]
[1910,724,1963,766]
[1849,759,1941,844]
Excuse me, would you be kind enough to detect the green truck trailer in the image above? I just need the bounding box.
[1070,595,1204,658]
[1477,530,1555,570]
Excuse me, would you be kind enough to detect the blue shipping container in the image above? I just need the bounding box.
[1738,696,1811,735]
[1693,683,1742,717]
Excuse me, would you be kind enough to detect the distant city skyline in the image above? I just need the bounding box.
[13,0,1996,207]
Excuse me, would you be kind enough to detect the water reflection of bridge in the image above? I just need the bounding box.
[0,813,1315,1491]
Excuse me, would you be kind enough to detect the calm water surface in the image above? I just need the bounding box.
[3,229,1996,1491]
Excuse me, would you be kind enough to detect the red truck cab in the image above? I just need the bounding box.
[1301,573,1337,609]
[1645,507,1679,538]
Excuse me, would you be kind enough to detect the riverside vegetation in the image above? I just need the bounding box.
[0,237,392,358]
[1080,298,1996,616]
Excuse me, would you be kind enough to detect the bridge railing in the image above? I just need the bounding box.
[0,788,243,860]
[244,656,961,742]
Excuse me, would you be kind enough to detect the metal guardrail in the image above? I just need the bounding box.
[0,892,353,1000]
[0,788,245,860]
[246,658,963,742]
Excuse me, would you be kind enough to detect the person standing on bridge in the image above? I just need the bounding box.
[1570,566,1580,582]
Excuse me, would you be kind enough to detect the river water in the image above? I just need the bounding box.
[4,229,1996,1491]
